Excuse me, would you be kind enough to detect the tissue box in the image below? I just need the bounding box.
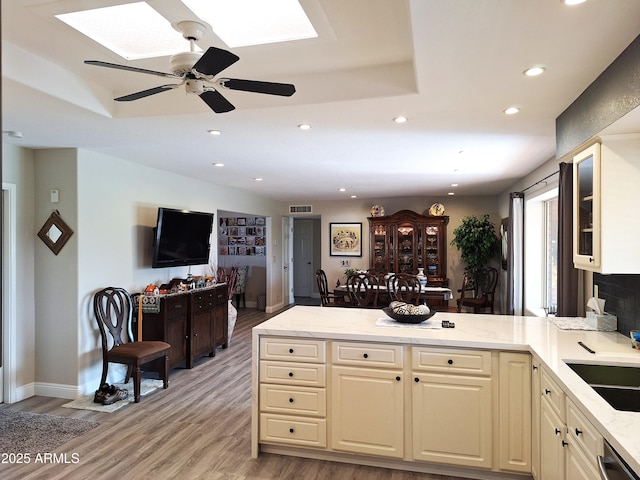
[586,312,617,331]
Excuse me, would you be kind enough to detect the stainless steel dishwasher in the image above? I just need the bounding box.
[598,440,640,480]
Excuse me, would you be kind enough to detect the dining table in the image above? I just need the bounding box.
[333,284,453,308]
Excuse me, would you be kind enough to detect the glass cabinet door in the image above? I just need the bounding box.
[396,223,415,273]
[372,224,389,271]
[573,143,601,269]
[424,225,440,278]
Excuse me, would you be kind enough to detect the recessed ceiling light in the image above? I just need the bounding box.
[524,66,546,77]
[298,124,312,130]
[448,192,455,196]
[181,0,318,48]
[254,177,263,182]
[338,188,346,192]
[393,116,408,124]
[212,162,224,167]
[562,0,587,5]
[451,183,458,187]
[350,195,357,199]
[208,129,222,135]
[504,107,520,115]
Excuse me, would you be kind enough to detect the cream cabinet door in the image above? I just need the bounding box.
[540,398,566,480]
[412,372,492,469]
[330,365,404,458]
[531,360,541,479]
[498,352,531,473]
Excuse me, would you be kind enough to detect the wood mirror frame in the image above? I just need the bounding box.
[37,210,74,255]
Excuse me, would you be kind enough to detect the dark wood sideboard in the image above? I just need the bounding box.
[139,284,228,370]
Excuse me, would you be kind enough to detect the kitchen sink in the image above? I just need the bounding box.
[566,363,640,413]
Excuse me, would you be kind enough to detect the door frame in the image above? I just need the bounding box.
[2,183,17,404]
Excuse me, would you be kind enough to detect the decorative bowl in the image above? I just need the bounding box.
[383,307,436,324]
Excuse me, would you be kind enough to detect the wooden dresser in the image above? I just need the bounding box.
[140,284,228,369]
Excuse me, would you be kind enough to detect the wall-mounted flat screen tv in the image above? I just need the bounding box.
[152,207,214,268]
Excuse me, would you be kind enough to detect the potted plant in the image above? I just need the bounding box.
[450,214,500,280]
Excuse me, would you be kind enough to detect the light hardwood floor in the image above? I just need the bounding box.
[1,306,464,480]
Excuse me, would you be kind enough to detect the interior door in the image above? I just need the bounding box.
[293,219,314,297]
[282,217,294,305]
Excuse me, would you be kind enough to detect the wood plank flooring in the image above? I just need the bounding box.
[1,306,464,480]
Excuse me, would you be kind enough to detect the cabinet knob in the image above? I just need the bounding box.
[363,353,369,359]
[562,440,569,447]
[289,398,294,403]
[414,377,419,383]
[589,257,594,263]
[288,372,294,377]
[447,359,453,365]
[555,428,561,436]
[289,428,294,434]
[395,376,401,382]
[575,428,583,436]
[532,365,538,371]
[194,333,198,337]
[289,348,294,354]
[545,389,551,395]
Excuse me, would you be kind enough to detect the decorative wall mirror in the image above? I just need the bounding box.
[37,210,74,255]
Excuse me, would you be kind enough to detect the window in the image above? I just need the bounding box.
[524,188,558,316]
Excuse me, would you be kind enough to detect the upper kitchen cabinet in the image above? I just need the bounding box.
[573,135,640,273]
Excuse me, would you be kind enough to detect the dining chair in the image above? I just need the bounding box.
[316,269,348,306]
[346,273,381,308]
[94,287,170,402]
[456,267,498,314]
[386,273,423,305]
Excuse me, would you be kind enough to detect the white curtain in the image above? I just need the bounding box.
[507,192,524,315]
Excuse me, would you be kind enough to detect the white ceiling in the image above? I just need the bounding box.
[3,0,640,201]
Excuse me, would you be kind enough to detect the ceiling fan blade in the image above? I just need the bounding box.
[114,85,179,102]
[218,78,296,97]
[200,90,235,113]
[84,60,180,78]
[192,47,239,76]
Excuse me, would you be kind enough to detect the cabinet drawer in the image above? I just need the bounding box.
[260,361,326,387]
[260,413,327,447]
[212,286,228,305]
[332,342,403,368]
[541,368,565,420]
[260,337,326,363]
[192,290,214,307]
[164,295,188,319]
[412,347,491,375]
[566,397,603,461]
[260,384,326,416]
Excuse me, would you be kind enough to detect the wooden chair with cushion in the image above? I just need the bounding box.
[386,273,423,305]
[94,287,170,403]
[456,267,498,314]
[316,269,348,306]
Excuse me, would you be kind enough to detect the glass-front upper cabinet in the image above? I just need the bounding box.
[573,143,601,269]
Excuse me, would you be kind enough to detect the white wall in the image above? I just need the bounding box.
[3,145,285,398]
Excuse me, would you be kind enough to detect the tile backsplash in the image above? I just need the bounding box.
[594,273,640,336]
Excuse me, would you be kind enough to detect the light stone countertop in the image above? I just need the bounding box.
[252,306,640,474]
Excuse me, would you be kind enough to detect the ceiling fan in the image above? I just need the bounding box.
[84,21,296,113]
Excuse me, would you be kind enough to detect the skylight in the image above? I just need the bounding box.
[180,0,318,47]
[56,2,188,60]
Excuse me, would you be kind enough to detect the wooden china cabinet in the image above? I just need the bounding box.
[368,210,449,287]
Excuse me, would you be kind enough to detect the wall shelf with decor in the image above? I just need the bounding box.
[219,216,266,256]
[368,209,449,287]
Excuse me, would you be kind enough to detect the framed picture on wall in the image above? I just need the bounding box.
[330,223,362,257]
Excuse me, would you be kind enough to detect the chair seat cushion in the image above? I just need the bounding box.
[109,341,170,359]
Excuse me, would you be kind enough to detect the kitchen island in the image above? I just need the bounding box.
[251,306,640,479]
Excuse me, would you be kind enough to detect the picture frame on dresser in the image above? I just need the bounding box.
[330,222,362,257]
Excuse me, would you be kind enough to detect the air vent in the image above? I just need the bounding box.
[289,205,313,214]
